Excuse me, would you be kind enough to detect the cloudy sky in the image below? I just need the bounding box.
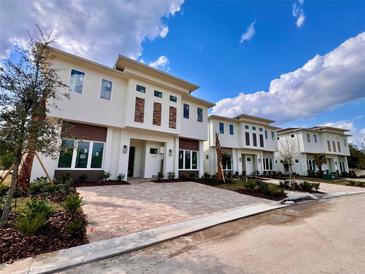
[1,0,365,145]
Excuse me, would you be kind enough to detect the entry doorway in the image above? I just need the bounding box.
[128,146,135,177]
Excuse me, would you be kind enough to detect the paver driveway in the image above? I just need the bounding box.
[77,182,270,242]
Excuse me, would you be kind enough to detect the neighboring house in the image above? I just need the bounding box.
[204,114,279,176]
[275,127,350,176]
[30,47,215,182]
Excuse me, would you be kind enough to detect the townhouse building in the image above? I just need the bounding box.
[204,114,279,176]
[30,47,215,182]
[275,127,350,176]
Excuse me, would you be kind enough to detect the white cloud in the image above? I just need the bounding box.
[0,0,184,65]
[212,32,365,123]
[149,55,169,70]
[321,119,365,146]
[239,21,256,44]
[292,0,305,28]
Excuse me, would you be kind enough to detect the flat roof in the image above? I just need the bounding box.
[278,126,350,134]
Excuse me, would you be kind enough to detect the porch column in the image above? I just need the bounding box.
[118,130,130,181]
[237,150,243,175]
[174,137,179,178]
[232,148,238,175]
[344,156,349,172]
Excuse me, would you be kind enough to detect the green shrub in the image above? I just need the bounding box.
[0,185,9,197]
[256,181,269,194]
[299,181,314,192]
[63,194,83,213]
[167,172,175,180]
[312,183,320,191]
[65,219,84,237]
[99,170,111,182]
[157,172,164,181]
[279,180,290,189]
[15,199,54,235]
[243,180,256,191]
[117,173,125,181]
[29,177,49,195]
[267,186,286,199]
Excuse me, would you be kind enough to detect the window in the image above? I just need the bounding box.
[253,133,257,146]
[222,154,232,170]
[314,134,317,143]
[344,138,347,146]
[134,97,145,123]
[245,125,249,129]
[100,79,112,100]
[170,95,177,102]
[332,141,337,152]
[219,122,224,134]
[295,159,299,163]
[291,134,295,138]
[252,126,256,130]
[58,140,74,168]
[91,142,104,168]
[75,141,90,168]
[183,104,189,119]
[265,130,268,140]
[229,124,234,135]
[197,108,203,122]
[150,148,158,154]
[169,106,176,129]
[259,134,264,147]
[307,133,310,143]
[179,150,199,170]
[259,128,263,131]
[271,131,275,140]
[337,141,341,152]
[245,132,250,145]
[136,84,146,93]
[327,140,331,151]
[58,140,105,169]
[70,69,85,94]
[153,102,162,126]
[154,90,162,98]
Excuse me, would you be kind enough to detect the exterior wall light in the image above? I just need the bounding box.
[123,145,128,153]
[169,149,172,157]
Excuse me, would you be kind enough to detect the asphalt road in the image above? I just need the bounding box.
[63,193,365,274]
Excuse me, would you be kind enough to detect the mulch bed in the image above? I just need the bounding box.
[235,189,287,201]
[0,211,88,264]
[75,180,130,187]
[152,179,191,183]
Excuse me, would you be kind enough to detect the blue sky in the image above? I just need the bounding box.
[1,0,365,145]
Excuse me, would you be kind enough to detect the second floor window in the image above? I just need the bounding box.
[265,130,268,140]
[229,124,234,135]
[332,141,337,152]
[259,134,264,147]
[170,95,177,102]
[307,133,311,143]
[245,132,250,145]
[154,90,162,98]
[197,108,203,122]
[136,84,146,93]
[327,140,331,151]
[70,69,85,94]
[314,134,317,143]
[183,104,189,119]
[100,79,112,100]
[337,141,341,152]
[253,133,257,146]
[271,131,275,140]
[219,122,224,134]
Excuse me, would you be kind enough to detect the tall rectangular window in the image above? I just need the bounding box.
[229,124,234,135]
[332,141,337,152]
[153,102,162,126]
[183,104,189,119]
[136,84,146,93]
[91,142,104,168]
[192,151,198,169]
[245,132,250,145]
[100,79,112,100]
[327,140,331,151]
[265,130,268,140]
[154,90,162,98]
[70,69,85,94]
[314,134,317,143]
[58,139,75,168]
[259,134,264,147]
[253,133,257,147]
[134,97,145,123]
[169,106,177,129]
[337,141,341,153]
[197,107,203,122]
[75,141,90,168]
[219,122,224,134]
[178,150,184,169]
[271,131,275,140]
[185,150,191,169]
[307,133,311,142]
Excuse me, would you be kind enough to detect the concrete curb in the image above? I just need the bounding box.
[1,202,285,274]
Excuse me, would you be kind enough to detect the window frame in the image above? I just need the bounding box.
[245,132,250,146]
[183,103,190,119]
[170,95,177,102]
[253,133,257,147]
[229,124,234,135]
[197,107,203,122]
[100,78,113,101]
[307,133,311,143]
[259,134,264,147]
[154,90,163,98]
[69,68,86,94]
[57,138,105,170]
[178,149,199,171]
[136,84,146,93]
[219,122,224,134]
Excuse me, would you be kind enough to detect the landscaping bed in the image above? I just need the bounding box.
[75,180,129,187]
[0,177,88,264]
[279,180,324,194]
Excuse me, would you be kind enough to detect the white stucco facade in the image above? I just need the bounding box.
[275,127,351,176]
[204,114,279,176]
[30,47,214,182]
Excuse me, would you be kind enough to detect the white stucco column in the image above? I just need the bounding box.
[199,140,204,177]
[174,137,179,178]
[232,148,238,175]
[237,150,243,175]
[103,127,114,177]
[118,130,130,181]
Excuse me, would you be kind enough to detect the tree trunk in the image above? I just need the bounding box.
[18,151,35,189]
[0,157,21,226]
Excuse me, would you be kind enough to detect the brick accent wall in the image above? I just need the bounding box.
[134,97,145,123]
[153,102,162,126]
[169,106,176,129]
[179,138,199,150]
[61,122,107,142]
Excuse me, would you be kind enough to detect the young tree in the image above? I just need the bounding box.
[314,153,326,177]
[278,136,297,185]
[0,31,68,226]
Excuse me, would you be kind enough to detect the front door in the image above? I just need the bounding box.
[246,156,254,175]
[128,146,135,177]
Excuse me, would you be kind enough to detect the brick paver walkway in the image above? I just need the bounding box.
[77,182,270,242]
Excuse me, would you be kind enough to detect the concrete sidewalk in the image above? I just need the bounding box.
[1,202,284,274]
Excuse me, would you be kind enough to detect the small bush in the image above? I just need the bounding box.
[63,194,84,213]
[256,181,269,194]
[243,180,256,191]
[99,170,111,182]
[15,214,47,236]
[117,173,125,181]
[312,183,320,191]
[157,172,164,181]
[0,185,9,197]
[65,219,84,237]
[299,181,314,192]
[167,171,175,180]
